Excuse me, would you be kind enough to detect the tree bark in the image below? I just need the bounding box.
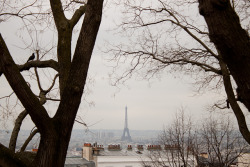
[198,0,250,111]
[0,143,28,167]
[32,129,65,167]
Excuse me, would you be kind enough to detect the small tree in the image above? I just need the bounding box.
[0,0,104,166]
[199,115,249,167]
[143,109,198,167]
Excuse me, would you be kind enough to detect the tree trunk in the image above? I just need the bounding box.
[32,127,71,167]
[198,0,250,111]
[57,29,73,96]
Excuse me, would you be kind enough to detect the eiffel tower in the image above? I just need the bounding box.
[121,106,132,141]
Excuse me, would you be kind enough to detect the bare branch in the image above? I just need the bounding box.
[69,5,86,27]
[8,80,54,153]
[9,110,28,152]
[75,119,87,127]
[34,67,43,92]
[37,96,60,102]
[16,60,59,72]
[132,8,218,58]
[20,129,39,152]
[214,104,229,110]
[0,0,51,20]
[0,12,50,18]
[0,92,14,100]
[45,74,59,93]
[112,48,221,77]
[0,33,51,132]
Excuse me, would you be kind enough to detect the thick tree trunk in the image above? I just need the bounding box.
[32,128,71,167]
[198,0,250,111]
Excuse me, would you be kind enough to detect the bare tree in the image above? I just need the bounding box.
[199,115,249,167]
[143,110,249,167]
[108,0,250,144]
[143,109,198,167]
[0,0,104,166]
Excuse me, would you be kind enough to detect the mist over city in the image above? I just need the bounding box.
[0,0,249,166]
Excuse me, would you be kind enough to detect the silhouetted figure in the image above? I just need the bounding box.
[27,53,35,62]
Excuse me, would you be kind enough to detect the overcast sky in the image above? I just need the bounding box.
[0,1,241,131]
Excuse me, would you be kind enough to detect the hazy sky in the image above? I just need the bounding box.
[0,1,237,131]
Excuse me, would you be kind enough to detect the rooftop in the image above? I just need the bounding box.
[98,149,145,156]
[65,157,95,167]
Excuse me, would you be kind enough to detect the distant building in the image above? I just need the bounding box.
[65,157,95,167]
[237,152,250,167]
[80,143,196,167]
[196,151,250,167]
[107,132,114,138]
